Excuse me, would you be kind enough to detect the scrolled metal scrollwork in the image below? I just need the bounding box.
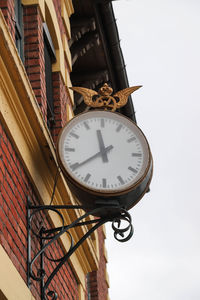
[27,200,111,299]
[28,207,67,282]
[27,197,135,300]
[43,232,73,263]
[47,291,58,300]
[112,209,134,242]
[29,207,65,240]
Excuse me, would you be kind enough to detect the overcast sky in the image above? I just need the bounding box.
[106,1,200,299]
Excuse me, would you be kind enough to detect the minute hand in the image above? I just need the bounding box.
[70,145,113,171]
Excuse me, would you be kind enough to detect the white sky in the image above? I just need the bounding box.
[106,1,200,299]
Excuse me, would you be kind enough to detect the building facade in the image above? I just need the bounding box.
[0,0,135,299]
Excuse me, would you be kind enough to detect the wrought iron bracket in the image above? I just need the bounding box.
[27,196,134,300]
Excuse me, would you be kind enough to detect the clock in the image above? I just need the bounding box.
[57,110,153,216]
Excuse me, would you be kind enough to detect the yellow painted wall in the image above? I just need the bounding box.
[0,246,35,300]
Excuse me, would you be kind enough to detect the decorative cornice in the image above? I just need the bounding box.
[61,0,72,39]
[21,0,45,21]
[63,0,74,17]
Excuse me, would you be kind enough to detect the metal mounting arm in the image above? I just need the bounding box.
[27,196,133,300]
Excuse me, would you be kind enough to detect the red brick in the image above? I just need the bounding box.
[24,14,38,23]
[28,73,41,81]
[5,219,17,241]
[32,88,42,96]
[2,152,8,169]
[20,168,29,187]
[26,57,40,66]
[1,139,9,157]
[0,168,3,185]
[13,241,22,263]
[10,250,20,271]
[18,218,26,235]
[17,226,26,247]
[9,202,18,220]
[0,158,5,175]
[6,172,15,194]
[0,215,3,232]
[11,197,26,225]
[12,172,19,187]
[24,21,38,30]
[28,67,41,80]
[10,160,20,178]
[3,181,13,202]
[25,51,40,60]
[14,234,25,257]
[0,207,6,226]
[24,29,39,38]
[0,232,11,255]
[24,6,38,15]
[30,80,42,89]
[3,198,10,217]
[24,43,40,52]
[7,139,13,155]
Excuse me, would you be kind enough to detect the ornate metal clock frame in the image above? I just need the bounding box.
[27,83,152,299]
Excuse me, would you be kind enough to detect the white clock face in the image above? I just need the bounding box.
[57,111,150,194]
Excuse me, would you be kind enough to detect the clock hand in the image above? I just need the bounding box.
[70,145,113,171]
[96,130,108,162]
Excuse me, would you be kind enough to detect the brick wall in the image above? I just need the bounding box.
[0,0,15,39]
[23,3,71,141]
[0,0,71,135]
[51,71,68,143]
[87,227,108,300]
[53,0,63,35]
[0,121,79,299]
[0,122,28,284]
[24,5,47,122]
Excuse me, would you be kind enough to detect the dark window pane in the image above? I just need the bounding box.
[44,40,54,126]
[15,0,23,60]
[43,23,56,128]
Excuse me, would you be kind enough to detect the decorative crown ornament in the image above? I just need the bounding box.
[69,83,142,112]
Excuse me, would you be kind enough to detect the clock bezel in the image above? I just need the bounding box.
[56,110,152,198]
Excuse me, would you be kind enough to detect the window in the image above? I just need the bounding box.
[15,0,23,60]
[86,273,91,300]
[43,23,56,128]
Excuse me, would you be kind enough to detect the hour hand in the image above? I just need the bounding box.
[96,130,108,162]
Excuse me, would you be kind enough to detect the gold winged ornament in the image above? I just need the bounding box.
[69,83,142,112]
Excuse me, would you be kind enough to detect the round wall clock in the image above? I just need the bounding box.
[57,110,153,216]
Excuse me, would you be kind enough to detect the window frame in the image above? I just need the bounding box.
[14,0,24,60]
[43,23,56,128]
